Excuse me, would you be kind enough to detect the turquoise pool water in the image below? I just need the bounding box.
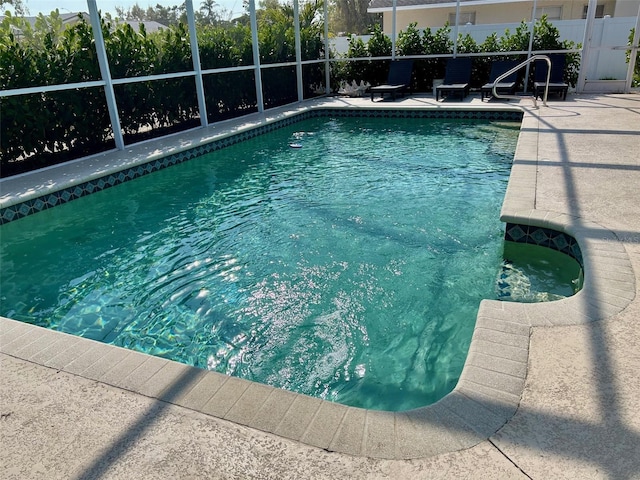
[0,117,520,411]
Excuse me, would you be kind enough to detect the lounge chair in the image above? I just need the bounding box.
[436,57,472,101]
[481,60,518,101]
[370,60,414,101]
[534,54,569,100]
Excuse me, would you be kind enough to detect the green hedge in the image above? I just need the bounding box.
[1,6,324,177]
[333,17,581,93]
[1,12,586,177]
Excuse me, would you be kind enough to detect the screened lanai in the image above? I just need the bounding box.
[1,0,639,175]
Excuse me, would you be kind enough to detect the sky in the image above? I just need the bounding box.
[4,0,245,19]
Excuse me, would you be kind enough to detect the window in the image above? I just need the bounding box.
[448,12,476,26]
[582,4,605,19]
[535,6,563,20]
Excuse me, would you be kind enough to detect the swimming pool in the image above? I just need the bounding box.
[0,114,521,411]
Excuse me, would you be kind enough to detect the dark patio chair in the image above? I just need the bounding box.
[370,60,414,101]
[436,57,472,101]
[481,60,519,101]
[534,54,569,100]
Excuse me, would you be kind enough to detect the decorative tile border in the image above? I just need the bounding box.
[308,108,523,121]
[505,222,583,267]
[0,108,523,225]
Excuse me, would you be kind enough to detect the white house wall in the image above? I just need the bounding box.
[614,0,640,16]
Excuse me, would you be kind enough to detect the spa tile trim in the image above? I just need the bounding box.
[505,222,583,267]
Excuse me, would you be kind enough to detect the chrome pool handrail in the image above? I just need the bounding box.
[492,54,552,109]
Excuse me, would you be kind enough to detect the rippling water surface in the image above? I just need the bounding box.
[0,117,520,410]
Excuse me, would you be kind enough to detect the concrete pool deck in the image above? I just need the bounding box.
[1,93,639,478]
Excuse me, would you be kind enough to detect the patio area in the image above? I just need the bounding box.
[1,93,639,479]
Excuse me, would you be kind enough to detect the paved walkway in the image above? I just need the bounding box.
[1,93,639,479]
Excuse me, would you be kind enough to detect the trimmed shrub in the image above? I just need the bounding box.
[0,3,325,176]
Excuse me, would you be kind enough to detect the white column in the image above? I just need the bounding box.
[324,0,330,94]
[186,0,208,126]
[452,0,460,57]
[524,0,538,92]
[294,0,303,101]
[391,0,397,60]
[577,0,598,92]
[87,0,124,149]
[249,0,264,112]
